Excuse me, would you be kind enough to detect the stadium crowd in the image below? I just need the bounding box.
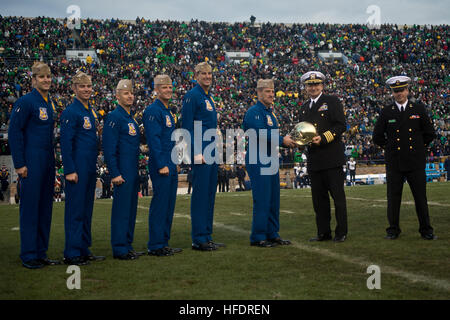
[1,16,449,175]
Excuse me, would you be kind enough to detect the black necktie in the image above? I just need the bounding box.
[401,106,404,112]
[310,100,316,110]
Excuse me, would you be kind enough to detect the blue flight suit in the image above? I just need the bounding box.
[60,98,98,259]
[143,99,178,250]
[8,88,56,263]
[243,101,284,243]
[103,105,140,257]
[181,84,218,245]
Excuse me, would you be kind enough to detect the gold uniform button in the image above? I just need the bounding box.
[409,138,412,141]
[321,114,324,117]
[397,138,400,141]
[410,146,413,149]
[398,147,401,150]
[409,128,412,132]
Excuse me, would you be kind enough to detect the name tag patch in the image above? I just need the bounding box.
[388,119,396,123]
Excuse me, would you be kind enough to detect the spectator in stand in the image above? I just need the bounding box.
[347,157,357,186]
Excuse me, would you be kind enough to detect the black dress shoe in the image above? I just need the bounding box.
[333,235,347,242]
[148,247,174,256]
[129,250,146,257]
[309,234,332,242]
[208,240,226,248]
[38,258,62,266]
[268,237,291,245]
[164,247,182,254]
[84,254,106,261]
[64,256,89,266]
[22,259,45,269]
[421,233,437,240]
[114,252,138,260]
[250,240,278,247]
[384,234,399,240]
[192,242,217,251]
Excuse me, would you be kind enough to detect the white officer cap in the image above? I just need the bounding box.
[386,76,411,91]
[301,71,325,84]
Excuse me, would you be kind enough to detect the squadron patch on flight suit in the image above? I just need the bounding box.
[128,123,137,136]
[165,115,172,127]
[266,115,273,126]
[205,100,213,111]
[83,117,92,129]
[39,107,48,120]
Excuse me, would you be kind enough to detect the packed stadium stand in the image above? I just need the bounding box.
[0,16,448,182]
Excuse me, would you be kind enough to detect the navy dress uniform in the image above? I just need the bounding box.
[103,80,141,259]
[373,76,436,240]
[181,62,222,251]
[143,75,179,256]
[60,72,100,264]
[299,71,348,242]
[243,79,291,247]
[8,62,57,268]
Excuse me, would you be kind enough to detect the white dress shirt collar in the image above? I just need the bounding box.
[395,99,408,112]
[310,92,323,108]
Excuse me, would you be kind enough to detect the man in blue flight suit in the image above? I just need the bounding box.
[60,71,105,265]
[243,79,297,247]
[8,62,61,269]
[181,62,225,251]
[103,79,144,260]
[143,74,182,256]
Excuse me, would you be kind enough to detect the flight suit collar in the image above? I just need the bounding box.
[256,100,272,112]
[196,84,211,97]
[117,104,134,119]
[74,97,91,112]
[155,98,170,110]
[31,88,51,105]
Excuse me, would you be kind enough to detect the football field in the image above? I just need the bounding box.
[1,182,449,300]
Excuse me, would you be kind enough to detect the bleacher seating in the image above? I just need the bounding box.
[425,163,441,182]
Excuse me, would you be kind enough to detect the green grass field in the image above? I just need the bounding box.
[1,182,449,300]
